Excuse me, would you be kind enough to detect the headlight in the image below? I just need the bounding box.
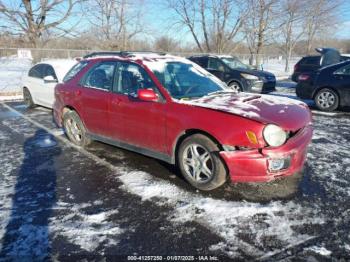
[241,73,259,80]
[263,124,287,147]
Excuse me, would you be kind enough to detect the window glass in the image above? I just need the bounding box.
[149,61,225,99]
[115,62,157,96]
[221,57,251,70]
[63,61,88,82]
[28,64,43,78]
[208,58,225,71]
[83,62,116,90]
[300,57,320,65]
[43,65,57,79]
[335,64,350,75]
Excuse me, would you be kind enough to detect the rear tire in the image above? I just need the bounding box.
[63,110,91,147]
[23,88,36,108]
[178,134,227,191]
[314,88,339,112]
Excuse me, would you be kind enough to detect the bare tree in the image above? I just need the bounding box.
[304,0,343,54]
[165,0,245,53]
[82,0,145,50]
[243,0,277,67]
[154,36,179,52]
[277,0,305,72]
[0,0,80,47]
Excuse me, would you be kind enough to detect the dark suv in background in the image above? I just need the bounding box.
[292,48,350,82]
[188,55,276,93]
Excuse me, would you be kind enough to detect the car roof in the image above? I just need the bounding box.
[82,52,189,65]
[188,54,233,58]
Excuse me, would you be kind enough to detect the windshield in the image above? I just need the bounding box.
[148,61,226,99]
[221,57,250,70]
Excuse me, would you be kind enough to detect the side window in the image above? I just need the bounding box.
[198,57,209,68]
[28,64,43,78]
[193,57,208,68]
[83,62,116,90]
[114,62,158,96]
[335,64,350,75]
[42,65,57,79]
[208,58,225,72]
[63,61,88,82]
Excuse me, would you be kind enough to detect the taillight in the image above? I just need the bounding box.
[298,74,310,81]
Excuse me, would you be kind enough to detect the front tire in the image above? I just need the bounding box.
[178,134,227,191]
[228,81,242,92]
[23,88,36,108]
[314,88,339,112]
[63,110,91,147]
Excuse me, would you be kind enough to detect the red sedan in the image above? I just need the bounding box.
[53,52,313,191]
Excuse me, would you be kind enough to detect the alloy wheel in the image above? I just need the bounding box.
[65,118,82,143]
[317,91,336,109]
[182,144,213,183]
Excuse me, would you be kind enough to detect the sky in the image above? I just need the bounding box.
[0,0,349,41]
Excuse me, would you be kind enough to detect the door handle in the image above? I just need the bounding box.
[75,90,82,96]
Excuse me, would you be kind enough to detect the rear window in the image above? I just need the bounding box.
[63,61,89,82]
[300,56,321,65]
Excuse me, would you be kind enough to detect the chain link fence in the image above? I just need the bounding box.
[0,48,300,95]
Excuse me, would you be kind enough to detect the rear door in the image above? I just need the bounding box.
[26,64,46,104]
[108,61,167,153]
[78,61,117,136]
[207,57,226,80]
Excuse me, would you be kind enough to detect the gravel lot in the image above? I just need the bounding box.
[0,83,350,261]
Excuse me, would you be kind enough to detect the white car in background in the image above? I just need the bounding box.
[23,59,77,108]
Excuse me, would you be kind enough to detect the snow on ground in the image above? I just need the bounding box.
[0,95,24,101]
[50,202,123,252]
[0,113,126,257]
[0,57,32,94]
[119,171,323,258]
[241,57,300,80]
[304,246,332,257]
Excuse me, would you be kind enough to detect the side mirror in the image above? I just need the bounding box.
[43,75,58,83]
[137,89,158,102]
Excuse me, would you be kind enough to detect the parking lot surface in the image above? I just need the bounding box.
[1,86,350,261]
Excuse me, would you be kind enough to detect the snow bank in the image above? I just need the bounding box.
[0,56,32,94]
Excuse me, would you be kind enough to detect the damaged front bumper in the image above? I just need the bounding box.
[220,125,313,183]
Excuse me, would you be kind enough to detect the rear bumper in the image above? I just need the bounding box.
[261,81,276,93]
[296,82,315,99]
[220,125,313,183]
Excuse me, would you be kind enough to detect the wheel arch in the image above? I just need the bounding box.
[22,86,36,104]
[312,86,340,100]
[61,105,85,126]
[227,79,244,91]
[171,129,224,164]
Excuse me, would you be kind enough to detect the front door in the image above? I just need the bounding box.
[108,62,167,154]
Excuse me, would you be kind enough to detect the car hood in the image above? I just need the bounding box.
[178,92,311,131]
[233,67,275,78]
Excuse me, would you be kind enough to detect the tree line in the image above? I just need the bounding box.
[0,0,348,71]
